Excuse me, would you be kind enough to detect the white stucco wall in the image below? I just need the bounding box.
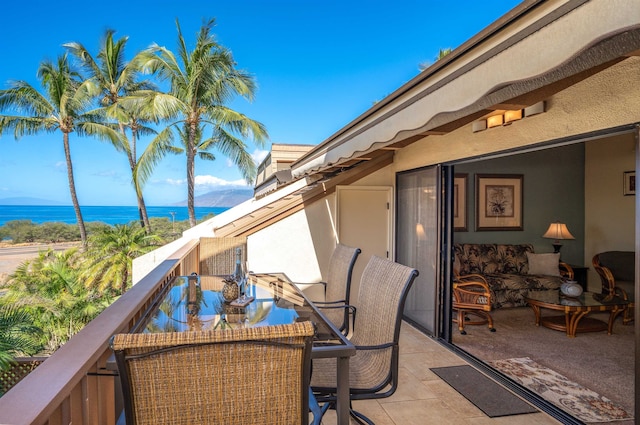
[584,133,636,289]
[247,208,324,283]
[394,58,640,172]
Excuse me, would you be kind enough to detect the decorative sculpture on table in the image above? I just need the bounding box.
[560,280,583,297]
[222,276,240,302]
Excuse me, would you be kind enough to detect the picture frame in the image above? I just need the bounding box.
[623,171,635,196]
[453,173,468,231]
[475,174,523,231]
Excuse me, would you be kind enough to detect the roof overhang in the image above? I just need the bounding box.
[290,0,640,179]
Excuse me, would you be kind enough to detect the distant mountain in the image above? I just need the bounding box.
[0,197,66,206]
[173,188,253,208]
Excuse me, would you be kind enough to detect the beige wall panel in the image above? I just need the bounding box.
[585,133,636,290]
[394,58,640,173]
[336,186,392,302]
[248,208,323,283]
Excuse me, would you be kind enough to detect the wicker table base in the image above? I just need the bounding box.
[526,290,628,338]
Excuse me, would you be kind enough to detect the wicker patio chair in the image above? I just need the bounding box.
[310,244,361,334]
[199,236,247,275]
[593,251,635,324]
[452,274,495,335]
[110,321,315,425]
[310,255,419,425]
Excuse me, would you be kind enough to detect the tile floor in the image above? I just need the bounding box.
[318,322,562,424]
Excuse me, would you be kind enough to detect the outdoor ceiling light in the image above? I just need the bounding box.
[486,114,504,128]
[471,101,546,132]
[504,109,523,124]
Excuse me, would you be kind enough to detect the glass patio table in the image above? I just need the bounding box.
[132,273,355,424]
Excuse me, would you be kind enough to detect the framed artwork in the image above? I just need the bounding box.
[453,174,468,231]
[475,174,523,231]
[623,171,635,196]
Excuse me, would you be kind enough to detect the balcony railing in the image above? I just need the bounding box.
[0,239,201,425]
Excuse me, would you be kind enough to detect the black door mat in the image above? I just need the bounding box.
[430,365,538,418]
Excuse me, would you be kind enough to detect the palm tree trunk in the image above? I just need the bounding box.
[63,132,87,249]
[129,128,152,232]
[137,195,151,232]
[121,269,128,294]
[187,123,197,227]
[186,150,196,227]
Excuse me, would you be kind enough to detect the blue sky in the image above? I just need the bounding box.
[0,0,521,206]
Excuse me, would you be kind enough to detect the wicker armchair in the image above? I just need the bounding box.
[311,256,419,425]
[452,273,495,335]
[310,244,361,334]
[110,322,315,425]
[592,251,635,324]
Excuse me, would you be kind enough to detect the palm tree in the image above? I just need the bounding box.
[82,224,162,295]
[0,305,43,372]
[419,47,453,71]
[134,18,268,226]
[0,55,122,248]
[64,31,157,232]
[4,248,107,352]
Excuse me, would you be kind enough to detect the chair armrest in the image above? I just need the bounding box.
[294,281,327,302]
[592,257,617,295]
[453,279,492,312]
[559,262,574,280]
[455,273,489,284]
[294,281,327,289]
[314,303,356,334]
[314,299,347,306]
[353,341,396,351]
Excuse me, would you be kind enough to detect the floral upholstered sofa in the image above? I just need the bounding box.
[453,243,572,309]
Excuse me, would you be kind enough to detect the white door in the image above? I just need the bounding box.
[336,186,392,301]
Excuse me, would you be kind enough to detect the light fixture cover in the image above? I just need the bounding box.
[472,120,487,132]
[487,114,504,128]
[504,109,523,124]
[542,222,575,240]
[524,101,546,117]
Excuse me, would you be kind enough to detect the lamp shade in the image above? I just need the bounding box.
[542,222,575,240]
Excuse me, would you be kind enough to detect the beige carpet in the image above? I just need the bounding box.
[452,306,634,422]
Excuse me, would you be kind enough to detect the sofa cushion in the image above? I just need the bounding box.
[454,243,534,275]
[526,252,561,276]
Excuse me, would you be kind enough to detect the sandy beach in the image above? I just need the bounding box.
[0,242,79,281]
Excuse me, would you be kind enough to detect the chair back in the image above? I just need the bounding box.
[111,321,315,425]
[199,236,247,275]
[350,256,418,390]
[321,244,361,326]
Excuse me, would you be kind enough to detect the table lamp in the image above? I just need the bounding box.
[542,221,575,253]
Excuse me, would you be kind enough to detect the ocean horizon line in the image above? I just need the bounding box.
[0,203,214,208]
[0,205,230,227]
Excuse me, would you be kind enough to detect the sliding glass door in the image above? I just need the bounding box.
[396,166,440,335]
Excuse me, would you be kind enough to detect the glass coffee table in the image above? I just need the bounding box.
[525,289,628,337]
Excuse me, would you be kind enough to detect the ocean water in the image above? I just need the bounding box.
[0,205,228,227]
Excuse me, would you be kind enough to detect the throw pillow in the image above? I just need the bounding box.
[526,252,560,276]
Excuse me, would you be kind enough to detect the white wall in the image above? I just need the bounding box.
[248,207,324,283]
[584,133,636,289]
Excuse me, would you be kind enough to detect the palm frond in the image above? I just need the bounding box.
[135,125,181,187]
[0,82,54,116]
